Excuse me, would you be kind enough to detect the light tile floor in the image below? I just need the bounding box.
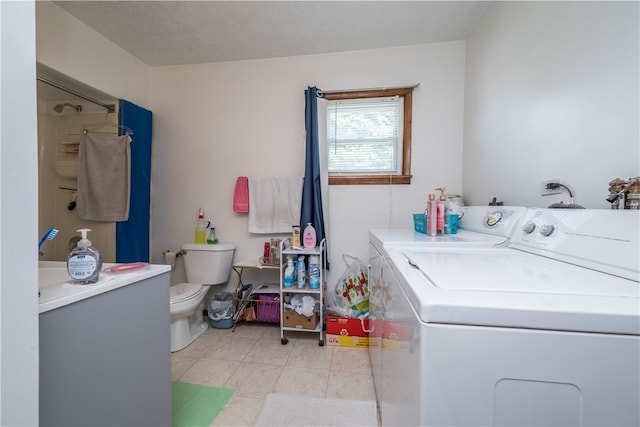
[171,321,377,427]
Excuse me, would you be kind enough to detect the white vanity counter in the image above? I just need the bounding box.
[39,260,172,427]
[38,261,170,313]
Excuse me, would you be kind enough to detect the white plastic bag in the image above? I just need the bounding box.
[327,255,369,318]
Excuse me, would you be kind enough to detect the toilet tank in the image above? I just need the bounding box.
[181,243,235,285]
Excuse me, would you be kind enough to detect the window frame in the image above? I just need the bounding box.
[324,86,413,185]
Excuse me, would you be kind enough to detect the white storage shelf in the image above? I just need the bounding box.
[279,238,326,346]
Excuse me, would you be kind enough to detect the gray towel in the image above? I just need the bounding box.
[77,133,131,221]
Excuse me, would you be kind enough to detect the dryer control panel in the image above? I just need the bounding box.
[510,209,639,281]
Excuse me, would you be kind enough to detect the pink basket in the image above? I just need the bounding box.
[256,293,280,323]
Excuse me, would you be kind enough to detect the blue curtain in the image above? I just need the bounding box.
[116,100,152,262]
[300,86,326,247]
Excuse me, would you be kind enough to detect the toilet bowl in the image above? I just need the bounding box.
[169,243,235,352]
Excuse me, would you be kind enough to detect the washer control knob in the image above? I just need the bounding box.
[486,211,503,227]
[540,224,555,236]
[522,222,536,234]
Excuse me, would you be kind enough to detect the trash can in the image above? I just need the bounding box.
[208,291,234,329]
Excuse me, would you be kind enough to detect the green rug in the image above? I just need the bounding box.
[172,381,235,427]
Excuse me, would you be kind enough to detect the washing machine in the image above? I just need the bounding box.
[370,208,639,426]
[368,205,526,423]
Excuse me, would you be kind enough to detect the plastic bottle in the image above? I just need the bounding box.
[303,223,317,248]
[426,194,437,237]
[292,225,301,248]
[308,255,320,289]
[297,256,306,288]
[206,225,218,244]
[195,208,206,244]
[67,228,103,284]
[284,257,295,288]
[435,187,446,235]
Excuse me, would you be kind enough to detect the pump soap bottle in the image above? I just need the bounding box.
[435,187,447,235]
[67,228,103,284]
[426,194,437,237]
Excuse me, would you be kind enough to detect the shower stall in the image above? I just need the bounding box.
[36,72,119,262]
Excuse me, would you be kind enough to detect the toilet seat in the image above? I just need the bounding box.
[170,282,204,304]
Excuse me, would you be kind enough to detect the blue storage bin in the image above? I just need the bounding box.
[413,213,427,234]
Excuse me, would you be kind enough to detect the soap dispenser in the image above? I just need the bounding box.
[67,228,103,284]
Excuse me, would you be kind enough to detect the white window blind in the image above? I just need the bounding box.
[327,96,403,174]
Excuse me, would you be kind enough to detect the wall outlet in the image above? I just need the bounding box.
[541,179,563,196]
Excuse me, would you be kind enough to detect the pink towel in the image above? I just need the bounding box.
[233,176,249,213]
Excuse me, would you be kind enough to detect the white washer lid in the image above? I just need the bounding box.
[393,247,640,335]
[170,282,203,303]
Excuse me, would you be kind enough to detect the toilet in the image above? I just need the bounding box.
[169,242,235,352]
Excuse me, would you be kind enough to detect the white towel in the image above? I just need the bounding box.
[249,177,302,233]
[77,133,131,221]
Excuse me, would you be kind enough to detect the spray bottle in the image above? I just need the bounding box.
[195,208,206,244]
[207,222,219,244]
[67,228,103,284]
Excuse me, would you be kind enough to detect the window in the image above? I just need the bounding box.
[325,87,414,185]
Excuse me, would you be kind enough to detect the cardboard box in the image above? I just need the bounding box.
[326,334,372,348]
[282,310,319,330]
[326,316,371,338]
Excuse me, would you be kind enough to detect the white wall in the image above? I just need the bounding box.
[36,0,150,109]
[0,1,39,425]
[463,1,639,208]
[150,42,465,288]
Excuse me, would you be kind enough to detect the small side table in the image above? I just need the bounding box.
[231,259,281,330]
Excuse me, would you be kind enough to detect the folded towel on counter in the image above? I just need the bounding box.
[249,176,302,233]
[77,133,131,221]
[233,176,249,213]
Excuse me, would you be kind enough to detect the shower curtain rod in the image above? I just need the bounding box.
[37,75,116,113]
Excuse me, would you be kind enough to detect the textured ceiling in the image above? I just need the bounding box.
[53,1,490,67]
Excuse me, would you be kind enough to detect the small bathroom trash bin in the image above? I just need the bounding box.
[208,291,234,329]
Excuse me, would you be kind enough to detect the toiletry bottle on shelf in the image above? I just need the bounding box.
[67,228,103,284]
[308,255,320,289]
[206,224,218,244]
[297,256,306,288]
[426,194,437,237]
[435,187,447,235]
[195,208,206,244]
[303,223,316,248]
[292,225,301,248]
[284,257,295,288]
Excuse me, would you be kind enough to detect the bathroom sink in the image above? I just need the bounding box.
[38,261,72,288]
[38,261,171,313]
